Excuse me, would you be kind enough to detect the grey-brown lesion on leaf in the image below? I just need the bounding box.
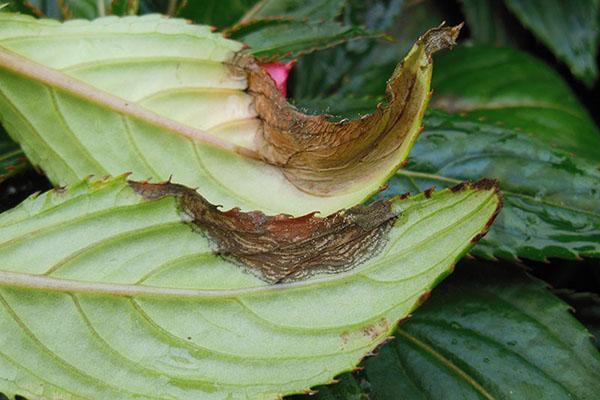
[129,180,397,284]
[231,24,462,197]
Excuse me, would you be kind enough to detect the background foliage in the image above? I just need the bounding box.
[0,0,599,399]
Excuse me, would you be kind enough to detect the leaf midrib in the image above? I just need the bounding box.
[395,329,497,400]
[0,45,260,160]
[0,190,494,300]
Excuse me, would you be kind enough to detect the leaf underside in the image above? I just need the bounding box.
[0,176,500,399]
[0,13,458,216]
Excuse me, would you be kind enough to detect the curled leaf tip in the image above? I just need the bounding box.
[236,25,451,198]
[420,22,463,57]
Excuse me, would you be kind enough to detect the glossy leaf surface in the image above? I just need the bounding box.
[365,263,600,400]
[504,0,599,86]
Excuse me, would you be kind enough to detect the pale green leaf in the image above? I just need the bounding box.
[0,13,451,216]
[0,176,500,399]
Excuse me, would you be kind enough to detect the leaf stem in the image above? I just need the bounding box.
[166,0,178,17]
[97,0,106,17]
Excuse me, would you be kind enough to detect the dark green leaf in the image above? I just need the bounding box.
[0,128,28,184]
[110,0,139,16]
[460,0,514,46]
[177,0,258,28]
[59,0,112,19]
[0,0,44,16]
[288,374,367,400]
[381,110,600,261]
[230,19,372,60]
[431,45,600,161]
[504,0,600,86]
[556,290,600,349]
[293,0,441,99]
[243,0,346,21]
[365,263,600,400]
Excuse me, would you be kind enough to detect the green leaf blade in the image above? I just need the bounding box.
[0,176,501,399]
[229,19,371,60]
[430,45,600,161]
[504,0,600,86]
[365,264,600,400]
[380,110,600,261]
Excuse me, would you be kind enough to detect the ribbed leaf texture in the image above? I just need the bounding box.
[365,263,600,399]
[0,176,500,399]
[381,110,600,261]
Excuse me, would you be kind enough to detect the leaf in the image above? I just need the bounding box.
[288,374,367,400]
[364,263,600,400]
[293,0,441,100]
[0,14,457,216]
[0,0,44,17]
[556,290,600,349]
[380,110,600,261]
[109,0,140,16]
[58,0,111,19]
[504,0,600,86]
[227,19,372,60]
[243,0,346,22]
[430,44,600,161]
[176,0,258,28]
[460,0,514,46]
[0,128,27,184]
[226,0,368,61]
[295,44,600,261]
[0,176,501,399]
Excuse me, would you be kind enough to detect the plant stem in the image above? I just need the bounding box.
[167,0,178,17]
[97,0,106,17]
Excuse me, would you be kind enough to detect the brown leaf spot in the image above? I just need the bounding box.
[424,187,435,198]
[361,318,390,340]
[417,290,432,305]
[129,181,397,284]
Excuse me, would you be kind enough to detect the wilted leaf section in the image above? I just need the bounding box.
[0,14,456,215]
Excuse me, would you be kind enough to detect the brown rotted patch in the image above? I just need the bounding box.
[362,318,391,340]
[229,24,462,197]
[129,180,397,284]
